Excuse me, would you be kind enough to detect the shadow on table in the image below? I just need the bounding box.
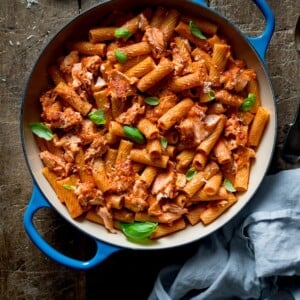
[86,244,199,300]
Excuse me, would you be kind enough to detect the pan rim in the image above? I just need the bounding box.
[20,0,277,250]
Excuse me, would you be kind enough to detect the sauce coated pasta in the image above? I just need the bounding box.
[31,6,270,241]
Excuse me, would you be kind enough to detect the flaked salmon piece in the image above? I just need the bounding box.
[124,179,149,212]
[158,209,186,223]
[116,102,145,125]
[148,197,163,216]
[74,182,104,207]
[71,62,93,89]
[108,159,135,193]
[162,203,188,215]
[171,37,192,75]
[204,114,221,130]
[225,114,240,136]
[225,114,248,147]
[97,206,116,233]
[177,115,216,146]
[84,134,108,161]
[40,90,61,116]
[94,76,107,90]
[81,55,102,75]
[79,119,99,145]
[214,89,244,107]
[234,147,256,169]
[48,107,82,129]
[40,89,84,129]
[194,118,212,145]
[59,107,83,129]
[177,103,215,146]
[144,26,167,58]
[107,70,136,99]
[71,56,102,91]
[60,50,80,74]
[53,134,82,162]
[40,150,72,178]
[175,173,186,190]
[187,103,207,118]
[151,164,177,200]
[177,117,195,146]
[220,66,256,92]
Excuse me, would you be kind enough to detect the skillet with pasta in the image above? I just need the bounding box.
[30,6,270,242]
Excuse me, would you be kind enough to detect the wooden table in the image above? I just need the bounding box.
[1,0,299,299]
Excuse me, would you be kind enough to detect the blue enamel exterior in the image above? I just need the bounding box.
[247,0,275,61]
[23,185,119,270]
[23,0,275,270]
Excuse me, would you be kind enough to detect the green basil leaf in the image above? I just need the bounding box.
[29,122,53,141]
[160,136,168,149]
[145,96,159,106]
[115,50,128,64]
[119,221,158,241]
[240,93,256,111]
[114,28,132,39]
[208,90,215,100]
[88,109,106,125]
[123,125,145,144]
[63,184,75,190]
[189,20,206,40]
[223,178,236,192]
[186,167,197,180]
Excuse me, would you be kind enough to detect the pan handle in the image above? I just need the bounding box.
[246,0,275,60]
[23,185,120,270]
[191,0,275,61]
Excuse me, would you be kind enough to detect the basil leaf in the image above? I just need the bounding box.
[160,136,168,149]
[63,184,75,190]
[29,122,53,141]
[88,109,106,125]
[223,178,236,192]
[145,96,159,106]
[208,90,215,100]
[115,50,128,64]
[114,28,132,39]
[119,221,158,241]
[123,125,145,144]
[189,20,206,40]
[186,167,197,180]
[240,93,256,111]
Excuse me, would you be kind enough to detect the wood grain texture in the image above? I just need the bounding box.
[0,0,299,299]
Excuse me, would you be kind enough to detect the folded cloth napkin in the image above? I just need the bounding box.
[148,168,300,300]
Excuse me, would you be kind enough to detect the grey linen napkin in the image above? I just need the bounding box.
[148,168,300,300]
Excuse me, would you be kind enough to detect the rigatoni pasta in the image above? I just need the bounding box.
[30,6,270,242]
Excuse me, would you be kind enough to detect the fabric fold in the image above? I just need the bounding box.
[148,168,300,300]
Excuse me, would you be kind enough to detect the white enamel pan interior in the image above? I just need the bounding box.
[21,0,276,254]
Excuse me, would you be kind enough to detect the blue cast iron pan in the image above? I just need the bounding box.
[21,0,276,270]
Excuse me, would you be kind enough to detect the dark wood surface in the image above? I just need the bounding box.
[0,0,299,299]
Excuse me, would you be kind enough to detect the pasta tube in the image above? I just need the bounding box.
[248,106,270,147]
[158,98,194,131]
